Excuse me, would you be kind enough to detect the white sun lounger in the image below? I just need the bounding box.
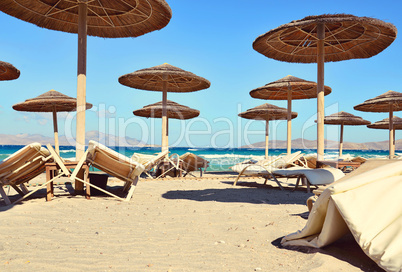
[232,151,304,189]
[272,167,345,193]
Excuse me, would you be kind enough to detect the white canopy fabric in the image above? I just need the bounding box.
[281,160,402,272]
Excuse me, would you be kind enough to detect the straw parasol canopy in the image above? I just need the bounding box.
[355,91,402,158]
[120,63,210,153]
[238,103,297,158]
[250,75,331,154]
[119,63,211,92]
[0,0,172,162]
[367,116,402,130]
[320,111,370,157]
[0,1,172,38]
[133,100,200,120]
[13,89,93,154]
[0,61,20,81]
[252,14,397,160]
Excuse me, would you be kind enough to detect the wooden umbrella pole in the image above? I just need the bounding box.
[389,103,394,158]
[316,23,325,161]
[52,107,59,155]
[339,122,344,157]
[75,1,87,193]
[265,120,269,159]
[76,1,87,161]
[287,84,292,155]
[161,80,168,154]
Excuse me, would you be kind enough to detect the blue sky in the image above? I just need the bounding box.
[1,0,401,148]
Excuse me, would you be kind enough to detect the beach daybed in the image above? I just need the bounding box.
[272,167,345,193]
[232,151,304,188]
[131,150,169,179]
[70,141,145,201]
[0,143,54,205]
[281,159,402,272]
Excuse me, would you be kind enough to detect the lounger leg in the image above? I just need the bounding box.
[19,184,29,194]
[292,176,301,192]
[46,166,52,201]
[122,180,132,193]
[306,178,311,193]
[125,177,139,201]
[11,184,25,196]
[271,175,284,190]
[0,186,11,205]
[72,176,125,202]
[13,173,65,205]
[84,166,90,200]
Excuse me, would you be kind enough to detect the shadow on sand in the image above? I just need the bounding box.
[271,233,385,272]
[162,180,311,205]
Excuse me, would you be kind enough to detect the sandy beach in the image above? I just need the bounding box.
[0,173,384,272]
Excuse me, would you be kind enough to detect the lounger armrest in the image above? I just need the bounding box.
[46,144,70,176]
[70,150,89,181]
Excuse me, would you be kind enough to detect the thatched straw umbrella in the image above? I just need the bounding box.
[320,111,370,157]
[134,100,199,151]
[368,117,402,152]
[134,100,200,120]
[119,63,210,154]
[250,75,331,155]
[355,91,402,158]
[253,14,397,160]
[0,61,20,81]
[238,103,297,159]
[0,1,172,160]
[367,116,402,130]
[13,90,92,154]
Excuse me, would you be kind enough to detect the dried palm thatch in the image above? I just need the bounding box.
[0,61,20,81]
[13,89,92,112]
[250,75,331,100]
[238,103,297,121]
[0,0,172,38]
[354,91,402,112]
[119,63,211,93]
[367,117,402,130]
[133,100,199,120]
[253,14,397,63]
[322,111,370,126]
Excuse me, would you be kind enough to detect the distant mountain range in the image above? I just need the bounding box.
[0,131,157,147]
[240,138,402,150]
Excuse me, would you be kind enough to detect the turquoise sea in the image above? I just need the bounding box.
[0,145,398,172]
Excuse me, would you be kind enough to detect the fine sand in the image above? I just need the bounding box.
[0,173,384,272]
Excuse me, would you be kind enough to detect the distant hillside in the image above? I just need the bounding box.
[0,131,157,147]
[240,138,401,150]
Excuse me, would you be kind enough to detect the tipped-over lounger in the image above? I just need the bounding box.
[131,150,169,179]
[179,153,209,177]
[281,160,402,272]
[71,141,145,201]
[0,143,53,205]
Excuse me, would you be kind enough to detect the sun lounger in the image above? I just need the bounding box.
[272,167,345,193]
[178,152,209,177]
[232,151,304,189]
[131,150,169,178]
[281,160,402,272]
[0,143,54,205]
[70,141,145,201]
